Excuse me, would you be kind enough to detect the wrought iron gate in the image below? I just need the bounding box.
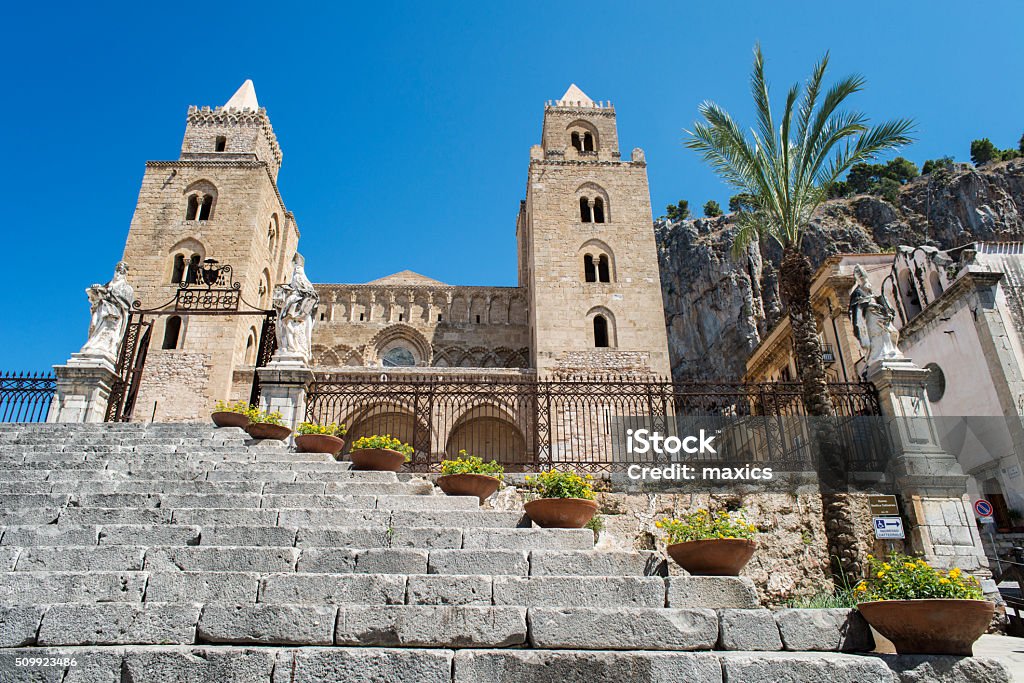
[105,259,276,422]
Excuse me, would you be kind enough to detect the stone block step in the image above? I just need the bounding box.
[0,645,1009,682]
[3,543,660,576]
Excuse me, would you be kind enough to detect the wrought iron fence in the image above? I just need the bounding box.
[305,377,886,473]
[0,372,56,423]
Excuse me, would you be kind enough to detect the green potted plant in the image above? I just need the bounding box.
[244,407,291,441]
[348,434,413,472]
[854,553,992,655]
[523,470,597,528]
[437,451,504,502]
[211,400,251,429]
[294,421,347,456]
[656,508,758,576]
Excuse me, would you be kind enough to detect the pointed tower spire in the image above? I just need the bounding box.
[557,83,594,107]
[224,79,259,110]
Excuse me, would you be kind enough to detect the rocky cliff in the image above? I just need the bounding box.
[657,160,1024,381]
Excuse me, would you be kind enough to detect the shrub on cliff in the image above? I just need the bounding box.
[703,200,723,217]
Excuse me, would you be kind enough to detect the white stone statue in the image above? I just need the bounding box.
[77,261,135,363]
[850,264,905,366]
[272,253,319,363]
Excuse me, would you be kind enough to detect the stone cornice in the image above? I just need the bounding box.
[145,159,291,228]
[900,270,1004,340]
[543,105,616,117]
[314,283,524,296]
[531,159,638,169]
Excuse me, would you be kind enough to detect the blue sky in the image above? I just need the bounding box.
[1,1,1022,371]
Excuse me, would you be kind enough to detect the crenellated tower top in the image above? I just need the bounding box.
[180,80,283,180]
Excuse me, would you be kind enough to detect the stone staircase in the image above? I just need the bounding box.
[0,423,1010,682]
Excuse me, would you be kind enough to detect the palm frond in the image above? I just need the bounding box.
[750,44,777,158]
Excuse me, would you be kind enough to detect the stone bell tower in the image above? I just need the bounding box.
[518,84,671,378]
[118,80,299,421]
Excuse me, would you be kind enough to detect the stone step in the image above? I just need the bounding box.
[7,545,630,574]
[0,647,1008,683]
[0,571,750,609]
[0,469,400,483]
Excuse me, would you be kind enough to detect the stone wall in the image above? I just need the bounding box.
[482,485,912,606]
[131,349,213,423]
[312,282,530,368]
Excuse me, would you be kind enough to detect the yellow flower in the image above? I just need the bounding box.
[882,563,891,571]
[855,584,867,592]
[904,562,916,570]
[876,571,886,578]
[939,578,950,585]
[949,568,962,579]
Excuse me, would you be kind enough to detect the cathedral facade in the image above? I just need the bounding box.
[117,81,671,421]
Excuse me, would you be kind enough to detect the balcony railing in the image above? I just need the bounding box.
[0,372,56,423]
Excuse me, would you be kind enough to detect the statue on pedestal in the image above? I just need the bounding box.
[850,264,904,367]
[272,253,319,363]
[77,261,135,363]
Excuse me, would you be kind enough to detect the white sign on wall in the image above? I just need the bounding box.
[873,516,905,540]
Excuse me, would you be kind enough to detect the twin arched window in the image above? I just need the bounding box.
[583,254,611,283]
[171,253,202,285]
[571,131,595,152]
[185,194,214,221]
[580,196,606,223]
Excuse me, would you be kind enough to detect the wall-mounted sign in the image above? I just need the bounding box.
[873,516,905,540]
[868,495,899,517]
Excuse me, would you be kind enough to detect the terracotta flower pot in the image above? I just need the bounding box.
[524,497,598,529]
[349,448,406,472]
[437,473,501,502]
[211,411,249,429]
[294,433,345,456]
[245,422,292,441]
[858,599,994,655]
[666,538,757,576]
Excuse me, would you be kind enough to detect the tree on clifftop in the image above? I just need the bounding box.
[684,45,914,582]
[703,200,723,217]
[665,200,690,221]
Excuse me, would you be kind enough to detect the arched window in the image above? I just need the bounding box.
[382,346,416,367]
[185,196,199,220]
[185,254,201,284]
[898,268,921,319]
[598,254,610,283]
[584,254,597,282]
[215,136,227,152]
[244,329,257,365]
[928,270,943,302]
[199,195,213,221]
[258,269,272,308]
[268,215,279,254]
[580,197,592,223]
[571,132,582,151]
[593,197,606,223]
[170,254,186,284]
[583,132,595,152]
[593,315,609,348]
[162,316,182,350]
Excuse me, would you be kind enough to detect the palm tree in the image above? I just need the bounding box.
[685,46,913,580]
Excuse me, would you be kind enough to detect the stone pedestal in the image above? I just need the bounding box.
[48,354,119,423]
[867,359,988,573]
[256,362,315,433]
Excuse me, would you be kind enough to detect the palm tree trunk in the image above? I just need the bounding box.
[779,245,863,583]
